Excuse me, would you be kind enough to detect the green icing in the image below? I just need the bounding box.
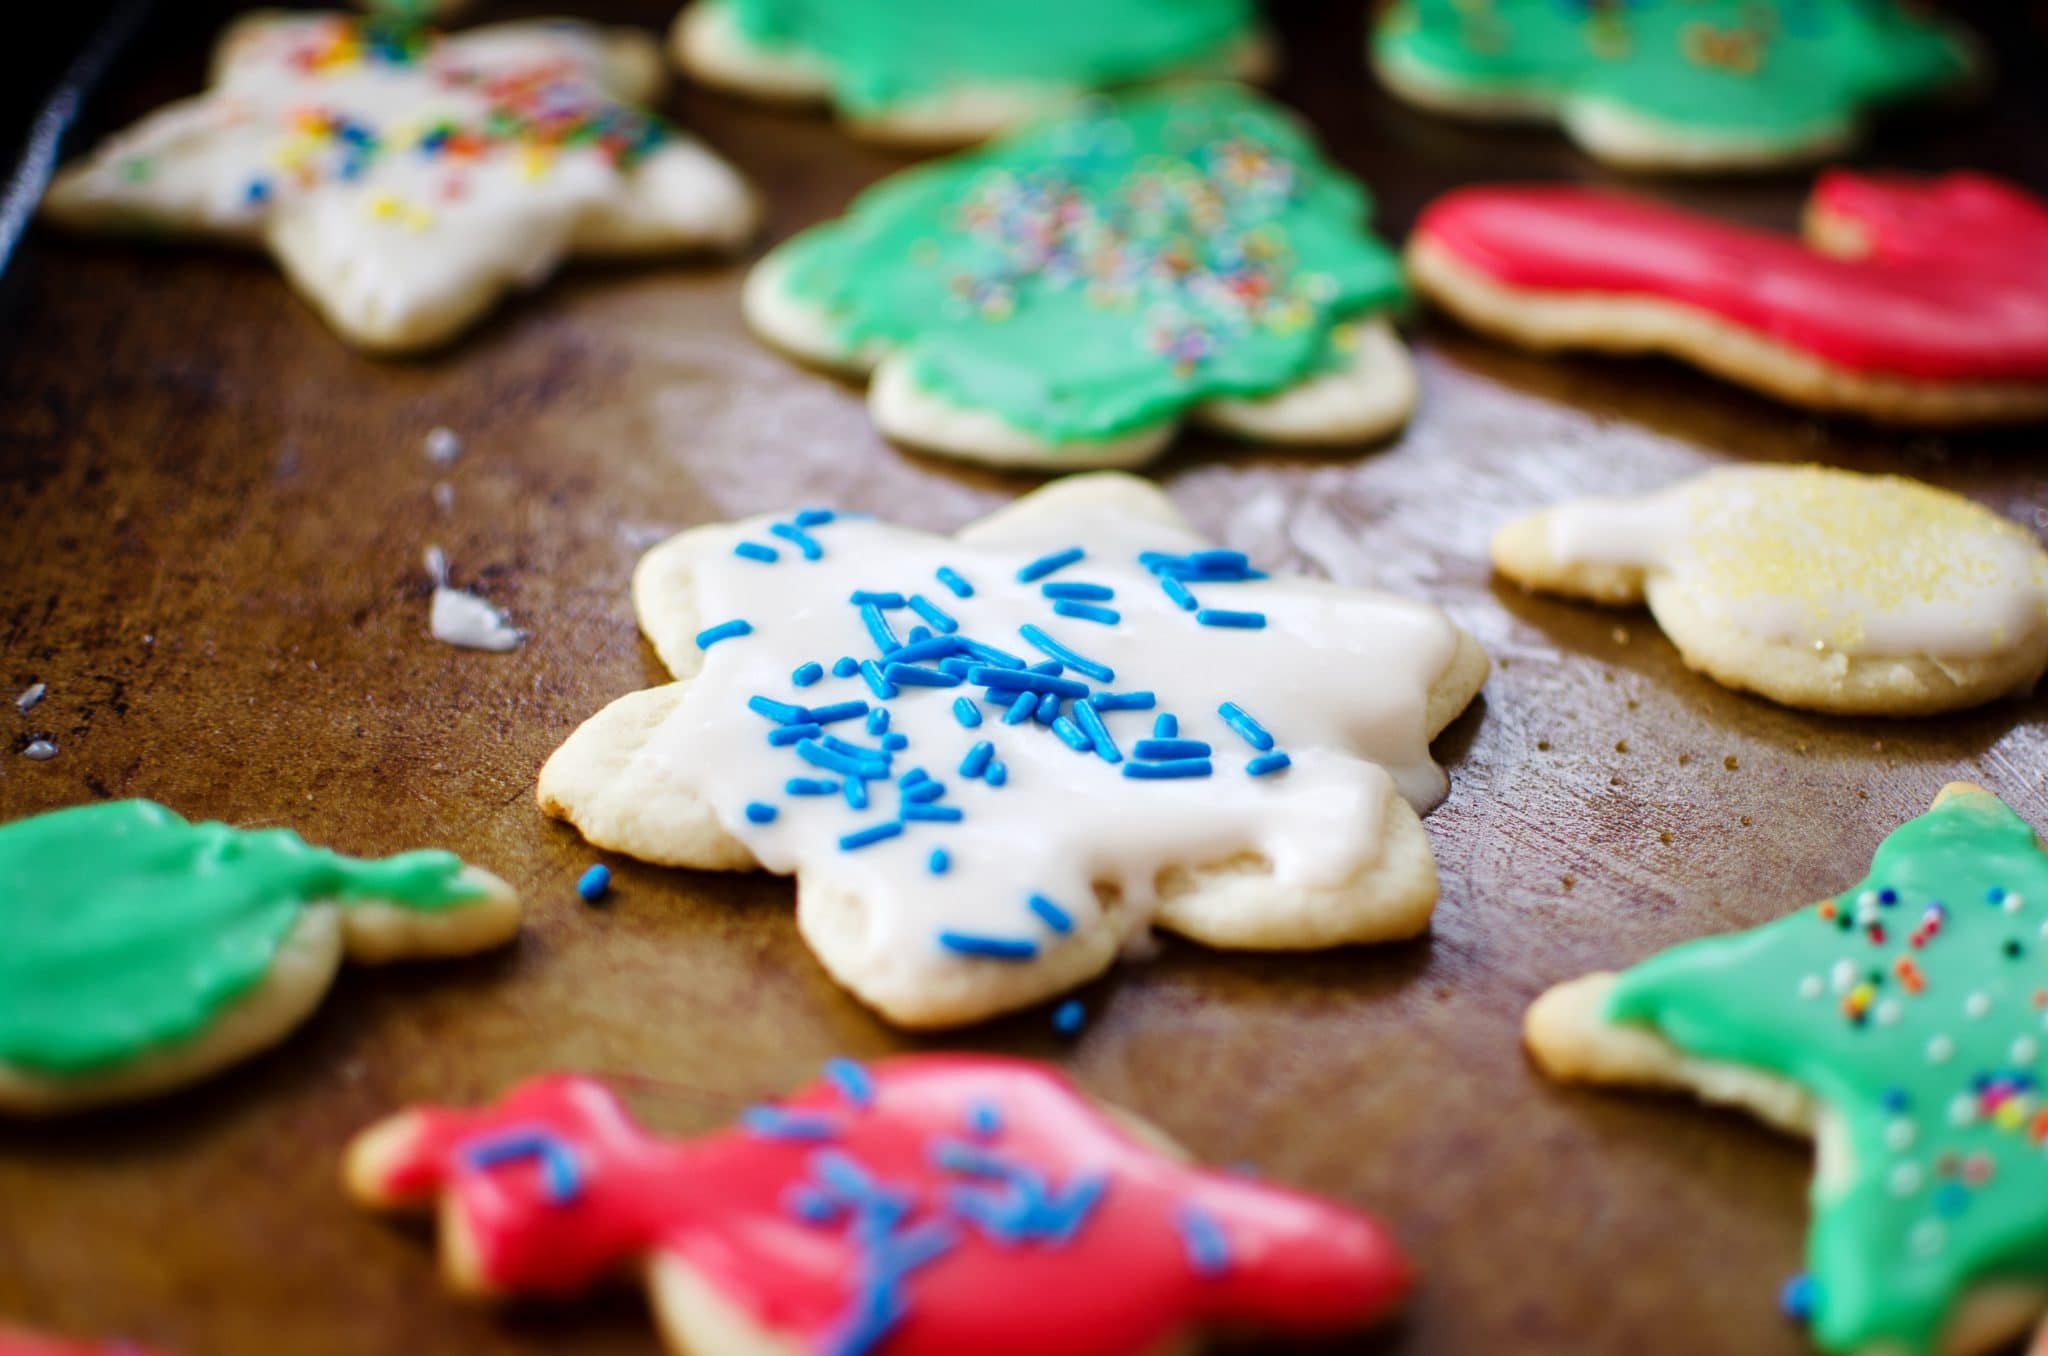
[1374,0,1969,140]
[1606,791,2048,1354]
[774,83,1406,443]
[722,0,1256,114]
[0,799,483,1075]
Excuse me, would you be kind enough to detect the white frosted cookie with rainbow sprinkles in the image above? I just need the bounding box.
[40,11,756,353]
[538,472,1487,1028]
[1492,465,2048,717]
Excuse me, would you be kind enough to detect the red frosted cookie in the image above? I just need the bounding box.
[1407,172,2048,426]
[345,1056,1412,1356]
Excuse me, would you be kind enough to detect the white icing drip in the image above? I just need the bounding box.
[431,586,523,651]
[635,503,1461,975]
[1544,468,2048,659]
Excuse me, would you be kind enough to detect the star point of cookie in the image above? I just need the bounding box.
[344,1056,1414,1356]
[1372,0,1975,172]
[1528,785,2048,1356]
[537,471,1486,1027]
[743,83,1414,469]
[39,10,757,353]
[1492,465,2048,716]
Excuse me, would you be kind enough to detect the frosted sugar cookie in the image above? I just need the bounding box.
[346,1056,1414,1355]
[744,83,1415,469]
[40,11,756,352]
[0,799,519,1116]
[538,472,1486,1027]
[1528,786,2048,1356]
[1492,465,2048,716]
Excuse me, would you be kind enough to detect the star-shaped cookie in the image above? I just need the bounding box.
[40,11,757,352]
[1529,785,2048,1356]
[744,83,1415,468]
[345,1056,1414,1356]
[538,472,1487,1027]
[1373,0,1974,172]
[672,0,1274,145]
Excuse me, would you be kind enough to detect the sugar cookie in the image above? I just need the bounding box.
[0,799,520,1116]
[1407,174,2048,426]
[1491,465,2048,716]
[538,472,1486,1027]
[1372,0,1974,172]
[40,11,757,353]
[744,84,1415,469]
[1527,785,2048,1356]
[345,1057,1414,1355]
[672,0,1274,146]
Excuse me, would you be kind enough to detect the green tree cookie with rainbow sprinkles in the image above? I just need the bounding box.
[1372,0,1976,172]
[672,0,1274,146]
[744,83,1414,469]
[1528,784,2048,1356]
[0,800,520,1117]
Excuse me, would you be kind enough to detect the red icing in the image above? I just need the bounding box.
[0,1333,167,1356]
[1415,174,2048,382]
[364,1056,1411,1355]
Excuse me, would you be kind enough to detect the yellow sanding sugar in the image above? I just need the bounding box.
[1679,465,2048,650]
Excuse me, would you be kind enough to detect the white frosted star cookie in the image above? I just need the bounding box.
[1492,465,2048,717]
[538,472,1487,1028]
[41,11,757,353]
[672,0,1275,147]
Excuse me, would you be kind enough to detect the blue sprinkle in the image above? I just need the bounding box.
[794,508,835,527]
[1196,609,1266,630]
[1018,625,1114,683]
[798,739,888,779]
[884,663,962,688]
[734,541,778,563]
[1134,738,1213,760]
[960,741,995,778]
[786,1185,843,1224]
[952,697,983,728]
[745,801,778,824]
[1247,751,1292,777]
[906,780,944,803]
[462,1131,583,1204]
[938,931,1038,960]
[932,658,968,679]
[1779,1273,1818,1324]
[1015,546,1085,583]
[908,595,959,634]
[1027,893,1074,934]
[768,723,822,745]
[1051,716,1091,752]
[1160,576,1198,611]
[792,661,825,687]
[966,1100,1001,1137]
[1217,701,1275,751]
[769,522,823,560]
[576,864,610,902]
[1935,1182,1970,1217]
[882,732,909,751]
[1988,886,2007,904]
[808,700,871,726]
[860,604,902,655]
[844,777,870,810]
[832,657,860,678]
[900,768,930,787]
[1124,759,1212,780]
[244,177,271,203]
[1041,582,1114,601]
[787,777,839,795]
[1002,692,1037,725]
[903,804,963,822]
[850,590,906,607]
[1154,713,1178,738]
[1072,701,1122,764]
[1881,1088,1911,1113]
[986,762,1008,787]
[840,822,902,851]
[741,1106,838,1142]
[960,639,1027,670]
[907,627,932,645]
[1879,888,1899,905]
[1053,600,1120,625]
[973,666,1089,699]
[935,566,974,598]
[1176,1203,1232,1278]
[859,660,899,700]
[867,707,890,735]
[749,694,811,724]
[1035,692,1061,725]
[825,734,888,760]
[1087,690,1155,711]
[696,619,753,648]
[824,1058,875,1109]
[1052,999,1085,1038]
[929,848,951,875]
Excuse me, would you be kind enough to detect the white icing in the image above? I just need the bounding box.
[424,426,462,464]
[42,13,754,348]
[15,683,45,714]
[431,586,524,651]
[630,495,1463,980]
[1543,467,2048,659]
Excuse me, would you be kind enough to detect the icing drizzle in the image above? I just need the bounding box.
[1416,175,2048,382]
[773,84,1405,440]
[358,1056,1412,1354]
[1606,790,2048,1354]
[0,800,483,1074]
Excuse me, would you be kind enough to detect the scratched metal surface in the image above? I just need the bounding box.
[1,2,2046,1353]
